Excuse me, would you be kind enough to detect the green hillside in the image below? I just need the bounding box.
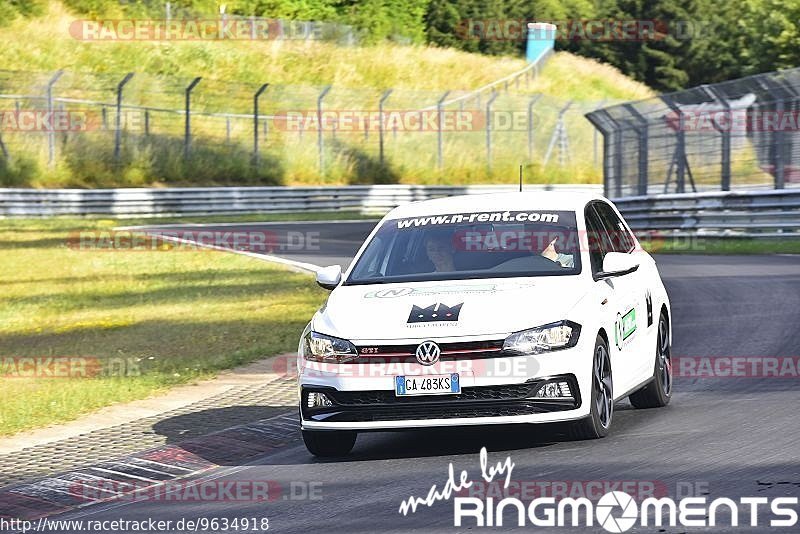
[0,2,653,187]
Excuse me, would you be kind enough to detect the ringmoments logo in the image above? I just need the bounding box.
[595,491,638,532]
[452,490,800,530]
[398,449,800,530]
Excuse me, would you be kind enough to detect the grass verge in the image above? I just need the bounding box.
[641,236,800,255]
[0,216,334,436]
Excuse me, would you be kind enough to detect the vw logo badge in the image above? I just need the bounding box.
[415,340,441,366]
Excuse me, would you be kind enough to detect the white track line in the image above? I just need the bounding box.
[116,219,375,230]
[138,232,323,274]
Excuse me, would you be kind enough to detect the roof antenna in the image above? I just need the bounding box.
[519,164,523,192]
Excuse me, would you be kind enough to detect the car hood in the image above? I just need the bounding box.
[312,277,589,342]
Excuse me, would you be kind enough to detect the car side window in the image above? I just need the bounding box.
[584,205,607,274]
[593,202,635,253]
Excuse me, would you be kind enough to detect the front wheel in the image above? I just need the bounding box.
[629,312,672,408]
[570,334,613,439]
[302,429,357,457]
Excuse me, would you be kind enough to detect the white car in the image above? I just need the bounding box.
[298,192,672,457]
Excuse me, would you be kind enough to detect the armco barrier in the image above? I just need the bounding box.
[614,189,800,237]
[1,185,797,237]
[0,184,599,218]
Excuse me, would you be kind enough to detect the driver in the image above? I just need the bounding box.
[424,231,456,272]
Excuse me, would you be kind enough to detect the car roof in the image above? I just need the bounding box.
[384,191,608,219]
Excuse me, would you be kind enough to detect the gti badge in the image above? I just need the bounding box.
[407,302,463,323]
[415,340,441,366]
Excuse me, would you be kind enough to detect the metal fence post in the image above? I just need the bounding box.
[437,91,450,170]
[378,89,392,166]
[675,112,687,193]
[253,83,269,165]
[543,101,572,168]
[660,96,687,193]
[757,77,793,190]
[114,73,134,165]
[486,91,499,172]
[585,110,614,197]
[0,131,9,162]
[773,97,786,189]
[624,104,649,196]
[527,94,542,161]
[593,100,607,167]
[184,77,201,160]
[144,110,150,136]
[613,129,623,197]
[703,86,732,191]
[317,85,332,175]
[46,70,64,167]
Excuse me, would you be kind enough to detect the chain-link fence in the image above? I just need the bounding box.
[0,65,609,187]
[586,67,800,199]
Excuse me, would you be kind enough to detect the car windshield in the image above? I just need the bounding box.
[346,209,581,285]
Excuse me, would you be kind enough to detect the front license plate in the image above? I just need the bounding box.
[394,374,460,396]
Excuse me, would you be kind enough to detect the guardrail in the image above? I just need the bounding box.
[0,184,601,218]
[614,189,800,237]
[2,186,797,237]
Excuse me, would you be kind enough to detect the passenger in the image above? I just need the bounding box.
[540,235,575,268]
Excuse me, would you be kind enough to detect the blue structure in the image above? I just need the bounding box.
[526,22,556,63]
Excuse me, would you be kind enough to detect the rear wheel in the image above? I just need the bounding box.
[629,312,672,408]
[302,429,357,457]
[571,334,613,439]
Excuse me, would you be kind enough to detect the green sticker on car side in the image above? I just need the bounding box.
[615,308,637,349]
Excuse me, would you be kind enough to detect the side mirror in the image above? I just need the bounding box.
[596,252,640,280]
[315,265,342,290]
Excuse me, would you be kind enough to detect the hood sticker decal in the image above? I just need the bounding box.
[407,302,463,324]
[363,282,536,299]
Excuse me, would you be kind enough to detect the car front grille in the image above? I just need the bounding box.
[319,403,560,422]
[301,376,580,423]
[327,382,536,405]
[351,339,505,364]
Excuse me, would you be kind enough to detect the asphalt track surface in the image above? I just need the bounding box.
[51,221,800,533]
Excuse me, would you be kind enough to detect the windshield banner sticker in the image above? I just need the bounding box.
[396,210,562,229]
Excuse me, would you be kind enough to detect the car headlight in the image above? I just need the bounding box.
[503,320,581,355]
[301,331,359,363]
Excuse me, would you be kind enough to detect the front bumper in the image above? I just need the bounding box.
[299,344,592,431]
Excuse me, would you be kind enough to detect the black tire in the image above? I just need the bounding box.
[570,334,613,440]
[302,429,357,457]
[629,312,673,409]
